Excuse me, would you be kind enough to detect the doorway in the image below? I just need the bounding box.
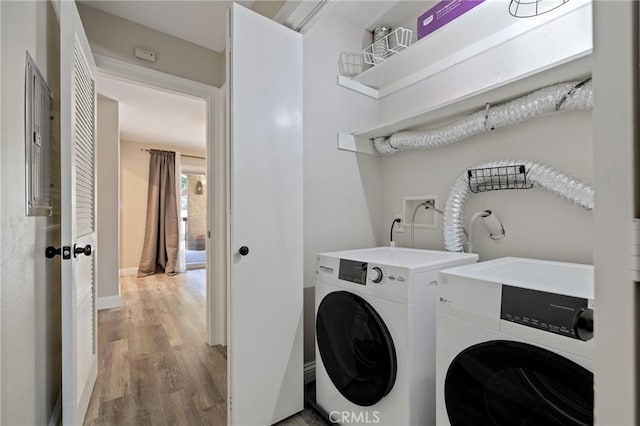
[84,55,228,423]
[94,54,225,347]
[181,172,207,270]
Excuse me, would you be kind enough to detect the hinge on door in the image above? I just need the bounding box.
[632,219,640,281]
[227,11,232,53]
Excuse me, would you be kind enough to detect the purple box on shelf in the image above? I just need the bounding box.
[417,0,485,40]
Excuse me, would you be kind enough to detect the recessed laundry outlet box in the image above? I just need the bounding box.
[403,195,439,229]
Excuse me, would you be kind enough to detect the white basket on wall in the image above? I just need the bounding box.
[338,52,365,77]
[363,27,413,66]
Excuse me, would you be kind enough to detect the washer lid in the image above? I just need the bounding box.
[316,291,397,406]
[441,257,594,299]
[319,247,478,273]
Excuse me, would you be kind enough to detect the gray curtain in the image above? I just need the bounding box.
[138,150,179,276]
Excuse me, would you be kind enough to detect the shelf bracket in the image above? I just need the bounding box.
[336,75,379,100]
[338,132,379,155]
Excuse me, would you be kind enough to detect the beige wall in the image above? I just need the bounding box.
[303,2,594,369]
[97,96,120,300]
[120,140,205,270]
[1,1,62,424]
[186,174,207,249]
[303,6,382,365]
[77,3,225,88]
[380,110,593,264]
[251,1,287,19]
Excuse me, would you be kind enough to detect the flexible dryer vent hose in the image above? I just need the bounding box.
[443,159,594,252]
[373,79,593,155]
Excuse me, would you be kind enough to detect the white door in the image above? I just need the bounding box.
[60,2,98,424]
[227,4,303,425]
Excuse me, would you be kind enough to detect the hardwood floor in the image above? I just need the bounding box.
[85,270,325,426]
[85,270,227,426]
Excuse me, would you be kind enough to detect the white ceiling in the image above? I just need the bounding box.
[97,76,207,153]
[334,1,438,31]
[81,0,254,52]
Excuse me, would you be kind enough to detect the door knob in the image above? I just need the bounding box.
[74,244,92,258]
[46,246,71,259]
[239,246,249,256]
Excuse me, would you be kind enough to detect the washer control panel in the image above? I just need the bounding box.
[337,259,408,286]
[366,263,408,286]
[338,259,368,285]
[322,255,413,304]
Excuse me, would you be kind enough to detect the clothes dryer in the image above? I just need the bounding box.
[437,257,594,426]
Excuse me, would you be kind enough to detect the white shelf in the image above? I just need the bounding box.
[337,0,593,155]
[337,0,592,100]
[339,54,592,154]
[336,75,379,100]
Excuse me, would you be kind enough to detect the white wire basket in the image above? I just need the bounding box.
[363,27,413,66]
[338,52,365,77]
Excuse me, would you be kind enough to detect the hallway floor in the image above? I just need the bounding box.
[85,270,227,425]
[85,270,325,426]
[185,249,206,265]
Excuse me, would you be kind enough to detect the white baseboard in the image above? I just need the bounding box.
[97,295,122,310]
[186,262,206,270]
[48,392,61,426]
[304,361,315,384]
[119,267,138,276]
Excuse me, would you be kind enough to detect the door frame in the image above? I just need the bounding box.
[592,2,638,424]
[94,54,226,346]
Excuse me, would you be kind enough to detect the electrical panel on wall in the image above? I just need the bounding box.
[25,52,53,216]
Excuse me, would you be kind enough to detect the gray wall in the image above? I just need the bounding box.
[374,6,593,264]
[251,1,288,20]
[77,3,226,88]
[380,110,593,264]
[303,4,383,364]
[302,2,595,369]
[96,96,120,301]
[1,1,62,424]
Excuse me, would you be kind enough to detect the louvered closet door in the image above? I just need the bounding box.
[60,2,98,424]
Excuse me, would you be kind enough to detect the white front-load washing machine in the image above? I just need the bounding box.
[436,257,594,426]
[315,247,478,426]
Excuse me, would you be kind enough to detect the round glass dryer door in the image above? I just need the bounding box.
[445,340,593,426]
[316,291,397,407]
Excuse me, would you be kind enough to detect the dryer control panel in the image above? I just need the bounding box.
[501,285,591,340]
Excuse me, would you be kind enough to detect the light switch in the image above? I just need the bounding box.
[134,47,156,62]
